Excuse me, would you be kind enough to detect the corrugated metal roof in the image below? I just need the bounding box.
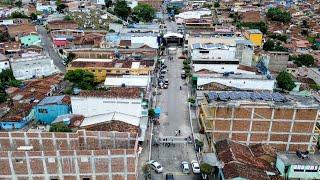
[38,95,65,106]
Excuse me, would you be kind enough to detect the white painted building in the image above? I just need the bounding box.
[0,19,14,26]
[71,92,147,118]
[308,68,320,85]
[10,55,58,80]
[191,43,237,62]
[193,64,256,74]
[175,9,211,20]
[36,2,56,12]
[104,75,151,89]
[196,74,275,91]
[0,53,10,72]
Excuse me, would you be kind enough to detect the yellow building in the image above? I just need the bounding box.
[67,58,155,82]
[244,29,263,47]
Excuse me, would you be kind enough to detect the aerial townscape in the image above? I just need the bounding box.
[0,0,320,180]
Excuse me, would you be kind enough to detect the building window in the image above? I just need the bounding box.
[199,50,209,54]
[126,70,130,74]
[305,165,318,172]
[106,70,111,72]
[92,70,95,72]
[38,109,48,113]
[116,70,120,73]
[117,101,129,104]
[293,165,305,172]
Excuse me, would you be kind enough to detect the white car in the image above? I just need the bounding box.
[191,160,200,173]
[181,161,190,174]
[148,160,163,173]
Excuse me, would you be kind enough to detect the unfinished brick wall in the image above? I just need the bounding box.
[0,149,137,180]
[251,121,270,131]
[215,120,231,131]
[205,105,318,152]
[273,109,294,119]
[0,130,136,152]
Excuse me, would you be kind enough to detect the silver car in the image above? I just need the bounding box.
[181,161,190,174]
[148,160,163,173]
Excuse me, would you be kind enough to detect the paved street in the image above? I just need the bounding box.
[37,25,66,72]
[147,16,200,179]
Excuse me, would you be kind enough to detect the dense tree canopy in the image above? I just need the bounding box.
[263,39,288,52]
[292,54,314,67]
[236,21,268,34]
[64,69,96,90]
[114,0,131,20]
[132,3,156,23]
[276,71,296,91]
[267,8,291,23]
[50,122,72,132]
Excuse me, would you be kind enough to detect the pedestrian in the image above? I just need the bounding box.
[163,138,165,145]
[175,130,178,136]
[178,129,181,135]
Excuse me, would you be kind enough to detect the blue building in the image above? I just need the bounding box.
[276,152,320,179]
[0,106,35,130]
[34,95,71,124]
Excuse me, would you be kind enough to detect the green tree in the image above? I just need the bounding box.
[114,0,131,20]
[64,15,73,21]
[214,2,220,8]
[64,69,96,90]
[49,122,72,132]
[0,92,6,103]
[0,69,16,83]
[132,3,156,23]
[268,34,288,42]
[200,163,214,179]
[105,0,113,8]
[65,52,76,64]
[10,11,29,19]
[15,0,22,8]
[267,7,291,23]
[276,71,296,91]
[0,31,9,42]
[293,54,314,67]
[263,39,275,51]
[148,109,156,119]
[30,13,37,21]
[263,39,287,52]
[56,0,67,13]
[236,21,267,34]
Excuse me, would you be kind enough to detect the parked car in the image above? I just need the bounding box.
[164,79,169,85]
[181,161,190,174]
[191,160,200,173]
[148,160,163,173]
[161,69,167,74]
[166,173,174,180]
[181,70,186,79]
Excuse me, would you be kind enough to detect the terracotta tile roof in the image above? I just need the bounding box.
[84,120,139,134]
[0,74,64,122]
[216,139,277,175]
[223,162,271,180]
[78,87,142,99]
[73,33,104,46]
